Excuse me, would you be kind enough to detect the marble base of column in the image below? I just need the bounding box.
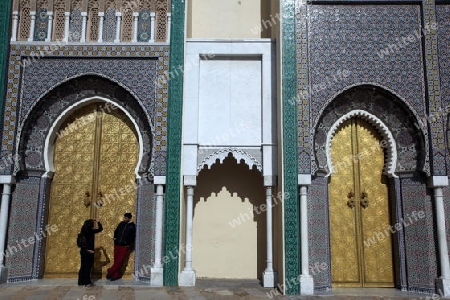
[150,267,163,286]
[262,270,278,287]
[436,277,450,297]
[299,275,314,295]
[178,269,196,286]
[0,266,8,283]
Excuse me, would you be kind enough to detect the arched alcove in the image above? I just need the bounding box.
[313,85,428,176]
[17,75,154,175]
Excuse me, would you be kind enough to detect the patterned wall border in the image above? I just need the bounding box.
[163,0,185,286]
[6,175,41,280]
[134,179,156,282]
[296,0,311,175]
[389,177,407,290]
[3,43,169,175]
[282,0,301,295]
[422,0,448,175]
[308,176,332,290]
[436,6,450,176]
[0,0,12,133]
[400,175,437,292]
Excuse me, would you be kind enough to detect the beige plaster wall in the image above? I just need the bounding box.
[192,155,266,278]
[187,0,272,38]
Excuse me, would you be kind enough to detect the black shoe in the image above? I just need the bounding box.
[106,273,111,280]
[110,277,120,282]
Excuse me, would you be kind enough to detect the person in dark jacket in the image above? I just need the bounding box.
[107,212,136,281]
[78,218,103,286]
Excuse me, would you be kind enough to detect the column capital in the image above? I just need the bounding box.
[0,176,15,184]
[264,175,277,187]
[428,176,449,188]
[154,176,166,185]
[183,175,196,186]
[298,174,311,185]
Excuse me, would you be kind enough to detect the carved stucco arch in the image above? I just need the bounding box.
[326,110,397,178]
[197,148,262,175]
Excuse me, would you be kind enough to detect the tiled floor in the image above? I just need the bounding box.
[0,278,438,299]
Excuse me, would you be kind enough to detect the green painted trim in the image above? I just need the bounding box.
[281,0,300,295]
[0,0,12,131]
[163,0,186,286]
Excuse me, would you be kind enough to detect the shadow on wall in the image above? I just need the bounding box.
[194,153,266,279]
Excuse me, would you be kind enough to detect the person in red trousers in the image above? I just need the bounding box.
[106,212,136,281]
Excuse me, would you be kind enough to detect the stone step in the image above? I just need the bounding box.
[0,279,434,300]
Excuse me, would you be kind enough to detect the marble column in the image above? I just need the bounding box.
[63,12,70,42]
[0,176,16,283]
[11,11,19,42]
[28,11,36,41]
[97,12,104,42]
[151,176,165,286]
[80,12,88,42]
[46,12,53,42]
[179,179,196,286]
[114,12,122,43]
[149,12,155,43]
[429,176,450,296]
[262,185,278,287]
[166,12,171,42]
[132,12,139,43]
[298,175,314,295]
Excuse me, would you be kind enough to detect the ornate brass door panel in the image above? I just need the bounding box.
[94,108,139,278]
[45,103,139,278]
[329,118,394,287]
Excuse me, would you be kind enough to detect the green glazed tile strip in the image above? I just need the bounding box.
[281,0,300,295]
[0,0,12,130]
[163,0,186,286]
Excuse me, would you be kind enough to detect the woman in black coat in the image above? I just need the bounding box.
[78,218,103,286]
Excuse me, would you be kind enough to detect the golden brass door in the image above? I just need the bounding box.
[45,103,139,278]
[329,118,394,287]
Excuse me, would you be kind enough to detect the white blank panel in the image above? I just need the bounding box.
[198,58,262,146]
